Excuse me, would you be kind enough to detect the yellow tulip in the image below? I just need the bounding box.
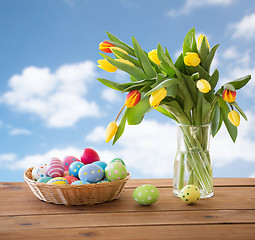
[110,47,128,58]
[148,49,161,65]
[184,52,201,67]
[197,35,210,50]
[228,110,240,127]
[97,59,117,72]
[149,87,167,109]
[223,89,237,103]
[115,58,134,66]
[105,122,118,143]
[196,79,211,93]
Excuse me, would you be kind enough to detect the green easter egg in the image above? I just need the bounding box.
[105,162,127,181]
[180,185,200,204]
[110,158,126,166]
[132,185,159,205]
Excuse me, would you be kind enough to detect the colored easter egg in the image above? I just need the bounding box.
[37,176,52,183]
[105,162,127,181]
[32,164,48,181]
[98,178,110,183]
[63,156,80,171]
[110,158,126,166]
[132,185,159,206]
[63,175,79,185]
[71,180,90,185]
[180,185,200,204]
[46,158,65,178]
[93,161,107,171]
[80,148,100,165]
[79,164,104,183]
[69,161,85,178]
[47,177,68,185]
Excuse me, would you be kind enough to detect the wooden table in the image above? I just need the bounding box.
[0,178,254,239]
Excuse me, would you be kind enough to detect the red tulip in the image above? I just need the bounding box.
[125,90,141,108]
[223,89,236,103]
[99,41,114,53]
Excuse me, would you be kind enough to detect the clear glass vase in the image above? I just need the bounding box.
[173,124,214,198]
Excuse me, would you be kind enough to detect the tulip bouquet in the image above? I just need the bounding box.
[97,28,251,197]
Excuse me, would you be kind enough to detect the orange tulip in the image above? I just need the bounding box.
[125,90,141,108]
[223,89,236,103]
[99,41,114,53]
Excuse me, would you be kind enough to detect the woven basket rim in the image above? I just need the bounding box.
[23,167,131,188]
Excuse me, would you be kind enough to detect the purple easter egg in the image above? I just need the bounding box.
[46,157,65,178]
[63,156,80,171]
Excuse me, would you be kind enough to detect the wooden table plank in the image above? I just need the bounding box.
[0,186,254,217]
[0,224,254,240]
[1,210,254,231]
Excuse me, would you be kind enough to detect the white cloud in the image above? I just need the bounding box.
[230,13,255,40]
[0,154,16,164]
[222,46,239,59]
[168,0,235,17]
[9,128,31,136]
[0,61,100,127]
[102,88,121,103]
[85,126,105,143]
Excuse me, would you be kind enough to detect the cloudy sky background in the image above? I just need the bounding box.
[0,0,254,181]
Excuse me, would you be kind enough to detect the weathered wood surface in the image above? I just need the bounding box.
[0,178,254,240]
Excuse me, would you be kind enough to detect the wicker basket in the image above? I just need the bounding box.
[23,167,130,205]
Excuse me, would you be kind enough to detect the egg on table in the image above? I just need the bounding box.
[32,163,48,181]
[105,162,127,181]
[132,185,159,206]
[79,164,104,183]
[180,185,200,204]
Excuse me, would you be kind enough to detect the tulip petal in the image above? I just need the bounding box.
[105,122,118,143]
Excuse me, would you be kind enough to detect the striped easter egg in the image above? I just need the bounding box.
[46,158,65,178]
[47,177,68,185]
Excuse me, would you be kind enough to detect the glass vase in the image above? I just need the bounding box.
[173,124,213,198]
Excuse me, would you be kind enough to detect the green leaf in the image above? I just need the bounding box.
[183,27,197,55]
[156,106,178,121]
[160,100,191,125]
[97,78,124,91]
[127,96,152,125]
[111,48,141,68]
[165,47,173,62]
[145,78,179,95]
[113,109,128,145]
[191,72,200,81]
[195,65,210,79]
[211,101,222,137]
[209,69,219,90]
[132,37,157,78]
[181,74,198,103]
[202,44,219,72]
[100,53,147,81]
[166,84,179,98]
[106,32,135,56]
[198,37,209,62]
[175,53,186,73]
[231,102,248,121]
[227,75,251,90]
[219,98,237,142]
[202,96,212,124]
[157,43,176,77]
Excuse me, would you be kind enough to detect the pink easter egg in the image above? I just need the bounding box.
[80,148,100,165]
[63,176,79,185]
[63,156,80,171]
[46,157,65,178]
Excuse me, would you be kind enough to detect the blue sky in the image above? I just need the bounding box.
[0,0,255,181]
